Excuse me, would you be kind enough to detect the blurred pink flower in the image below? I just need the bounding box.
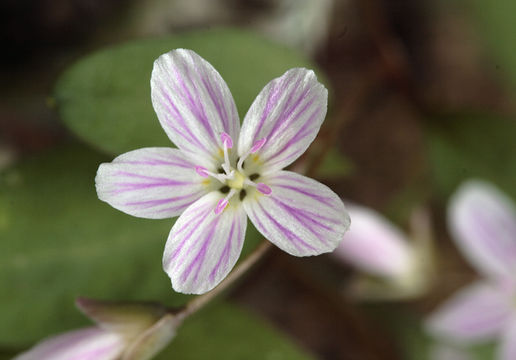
[426,180,516,360]
[333,203,413,278]
[14,298,178,360]
[332,203,433,299]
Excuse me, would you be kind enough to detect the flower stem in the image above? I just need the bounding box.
[176,241,272,321]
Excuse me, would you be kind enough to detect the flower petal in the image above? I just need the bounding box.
[13,327,125,360]
[448,180,516,279]
[162,192,247,294]
[332,203,413,278]
[238,68,327,173]
[498,314,516,360]
[96,148,208,219]
[151,49,240,166]
[244,171,349,256]
[425,281,512,344]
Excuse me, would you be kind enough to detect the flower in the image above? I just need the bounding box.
[96,49,350,294]
[14,298,179,360]
[425,180,516,360]
[332,203,432,300]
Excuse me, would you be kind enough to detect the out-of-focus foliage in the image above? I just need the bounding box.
[0,145,263,344]
[426,113,516,199]
[54,28,320,155]
[156,303,313,360]
[468,0,516,89]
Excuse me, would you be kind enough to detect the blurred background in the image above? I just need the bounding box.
[1,0,515,359]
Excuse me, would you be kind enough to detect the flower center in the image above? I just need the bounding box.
[227,171,245,189]
[195,133,271,214]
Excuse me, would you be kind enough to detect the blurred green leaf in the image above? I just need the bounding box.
[0,144,263,345]
[55,28,320,155]
[467,0,516,88]
[156,303,313,360]
[316,147,354,179]
[425,113,516,200]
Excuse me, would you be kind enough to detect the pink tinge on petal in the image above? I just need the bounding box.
[425,281,512,344]
[163,193,247,294]
[13,327,125,360]
[498,314,516,360]
[215,198,229,214]
[195,166,210,178]
[256,183,272,195]
[448,180,516,279]
[332,203,412,278]
[250,137,267,153]
[220,132,233,149]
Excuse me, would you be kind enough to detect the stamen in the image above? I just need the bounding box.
[250,137,267,153]
[195,166,210,178]
[237,137,267,172]
[220,132,233,175]
[195,165,232,184]
[256,183,272,195]
[244,179,272,196]
[220,132,233,149]
[215,188,237,214]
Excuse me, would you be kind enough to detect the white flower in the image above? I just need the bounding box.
[96,49,350,294]
[426,180,516,360]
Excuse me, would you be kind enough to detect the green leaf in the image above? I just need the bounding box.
[425,113,516,200]
[316,147,354,179]
[156,302,313,360]
[0,144,264,345]
[466,0,516,88]
[54,28,320,155]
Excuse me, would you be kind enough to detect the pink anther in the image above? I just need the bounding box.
[256,183,272,195]
[195,166,210,178]
[215,198,229,214]
[250,137,267,153]
[220,132,233,149]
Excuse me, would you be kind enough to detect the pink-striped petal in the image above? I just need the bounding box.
[332,203,413,278]
[243,171,349,256]
[425,281,512,344]
[162,192,247,294]
[96,148,208,219]
[499,314,516,360]
[13,327,125,360]
[238,68,327,173]
[151,49,240,167]
[448,180,516,279]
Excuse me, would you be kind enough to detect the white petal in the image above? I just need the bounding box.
[332,203,413,277]
[151,49,240,167]
[499,314,516,360]
[96,148,208,219]
[244,171,349,256]
[163,192,247,294]
[425,281,512,344]
[429,344,473,360]
[448,180,516,279]
[13,327,125,360]
[238,68,327,173]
